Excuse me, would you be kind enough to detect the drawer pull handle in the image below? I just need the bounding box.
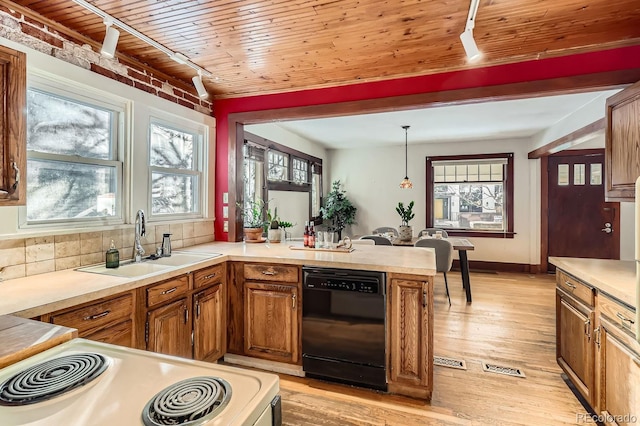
[262,270,277,276]
[564,281,576,289]
[84,310,110,321]
[161,287,178,295]
[616,312,635,325]
[204,273,218,279]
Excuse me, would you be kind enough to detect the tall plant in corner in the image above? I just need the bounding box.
[396,201,415,242]
[320,180,357,240]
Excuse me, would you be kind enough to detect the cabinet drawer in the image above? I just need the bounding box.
[146,275,189,308]
[557,270,594,306]
[85,320,133,348]
[599,293,636,338]
[244,264,298,283]
[194,264,225,289]
[50,293,132,335]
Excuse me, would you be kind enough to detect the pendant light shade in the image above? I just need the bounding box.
[400,125,413,189]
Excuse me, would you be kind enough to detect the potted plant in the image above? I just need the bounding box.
[320,180,357,240]
[266,208,282,243]
[239,199,268,241]
[396,201,415,241]
[278,220,294,242]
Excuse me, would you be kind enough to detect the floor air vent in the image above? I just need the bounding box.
[481,362,526,378]
[433,356,467,370]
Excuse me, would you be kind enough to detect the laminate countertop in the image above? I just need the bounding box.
[0,315,77,369]
[549,257,637,308]
[0,241,436,318]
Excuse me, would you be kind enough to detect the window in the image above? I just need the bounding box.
[426,153,514,237]
[149,121,203,217]
[292,157,309,184]
[267,150,289,182]
[25,87,123,224]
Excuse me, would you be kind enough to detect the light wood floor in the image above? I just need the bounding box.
[277,271,589,425]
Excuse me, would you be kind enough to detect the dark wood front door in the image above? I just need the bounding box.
[548,150,619,271]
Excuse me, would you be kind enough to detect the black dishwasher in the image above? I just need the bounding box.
[302,266,386,390]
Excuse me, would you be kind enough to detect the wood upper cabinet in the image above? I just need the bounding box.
[44,291,135,348]
[244,282,299,364]
[605,80,640,201]
[388,276,433,400]
[556,288,595,406]
[0,45,26,205]
[146,298,192,359]
[594,294,639,425]
[193,283,225,361]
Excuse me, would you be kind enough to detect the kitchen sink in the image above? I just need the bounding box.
[76,252,223,277]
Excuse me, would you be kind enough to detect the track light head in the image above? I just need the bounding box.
[192,73,209,99]
[459,29,482,62]
[100,22,120,58]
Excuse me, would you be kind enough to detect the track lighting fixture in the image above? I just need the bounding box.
[71,0,214,88]
[192,71,209,99]
[100,21,120,58]
[460,0,482,62]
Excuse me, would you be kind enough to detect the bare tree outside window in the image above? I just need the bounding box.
[26,89,120,222]
[149,122,201,215]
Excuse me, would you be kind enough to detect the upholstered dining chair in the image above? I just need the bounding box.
[351,238,375,245]
[360,235,393,245]
[372,227,399,238]
[414,238,453,306]
[418,228,449,238]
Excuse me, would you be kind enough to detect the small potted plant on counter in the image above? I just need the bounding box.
[239,199,268,242]
[396,200,415,242]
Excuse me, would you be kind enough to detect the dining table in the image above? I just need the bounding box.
[391,236,475,303]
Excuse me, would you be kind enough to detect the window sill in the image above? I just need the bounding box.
[443,230,516,239]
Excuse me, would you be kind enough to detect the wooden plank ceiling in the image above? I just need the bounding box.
[8,0,640,99]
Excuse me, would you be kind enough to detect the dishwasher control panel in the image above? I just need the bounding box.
[302,267,385,294]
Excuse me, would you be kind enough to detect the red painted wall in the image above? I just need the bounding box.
[213,45,640,241]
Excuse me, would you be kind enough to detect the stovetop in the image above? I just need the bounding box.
[0,339,279,426]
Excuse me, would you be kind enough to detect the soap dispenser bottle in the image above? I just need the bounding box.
[105,239,120,268]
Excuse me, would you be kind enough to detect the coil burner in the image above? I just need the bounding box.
[0,353,109,406]
[142,376,232,426]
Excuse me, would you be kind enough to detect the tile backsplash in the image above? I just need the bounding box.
[0,220,215,281]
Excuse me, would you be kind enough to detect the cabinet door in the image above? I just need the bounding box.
[193,284,225,361]
[595,317,639,426]
[556,289,595,405]
[605,80,640,201]
[389,278,432,393]
[147,298,191,359]
[244,282,298,363]
[0,46,26,205]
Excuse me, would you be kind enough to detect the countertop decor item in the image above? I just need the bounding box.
[320,180,357,240]
[399,125,413,189]
[396,200,415,241]
[239,199,268,241]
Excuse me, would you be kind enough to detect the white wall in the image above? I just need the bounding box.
[267,191,309,238]
[0,37,216,238]
[328,137,538,265]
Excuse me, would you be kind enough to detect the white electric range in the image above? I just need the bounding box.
[0,339,281,426]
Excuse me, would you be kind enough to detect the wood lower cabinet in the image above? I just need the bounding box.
[193,284,225,361]
[244,282,299,363]
[594,301,639,425]
[388,276,433,400]
[146,298,192,358]
[43,291,135,348]
[556,288,595,405]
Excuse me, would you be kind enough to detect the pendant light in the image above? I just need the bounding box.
[399,125,413,189]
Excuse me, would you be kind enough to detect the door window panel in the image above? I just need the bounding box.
[558,164,569,186]
[590,164,602,185]
[574,164,585,185]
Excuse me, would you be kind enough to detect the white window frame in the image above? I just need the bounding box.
[19,74,127,230]
[147,116,207,221]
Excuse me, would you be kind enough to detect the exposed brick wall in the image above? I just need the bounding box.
[0,6,213,116]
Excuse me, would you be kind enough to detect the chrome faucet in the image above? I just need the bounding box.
[133,209,146,262]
